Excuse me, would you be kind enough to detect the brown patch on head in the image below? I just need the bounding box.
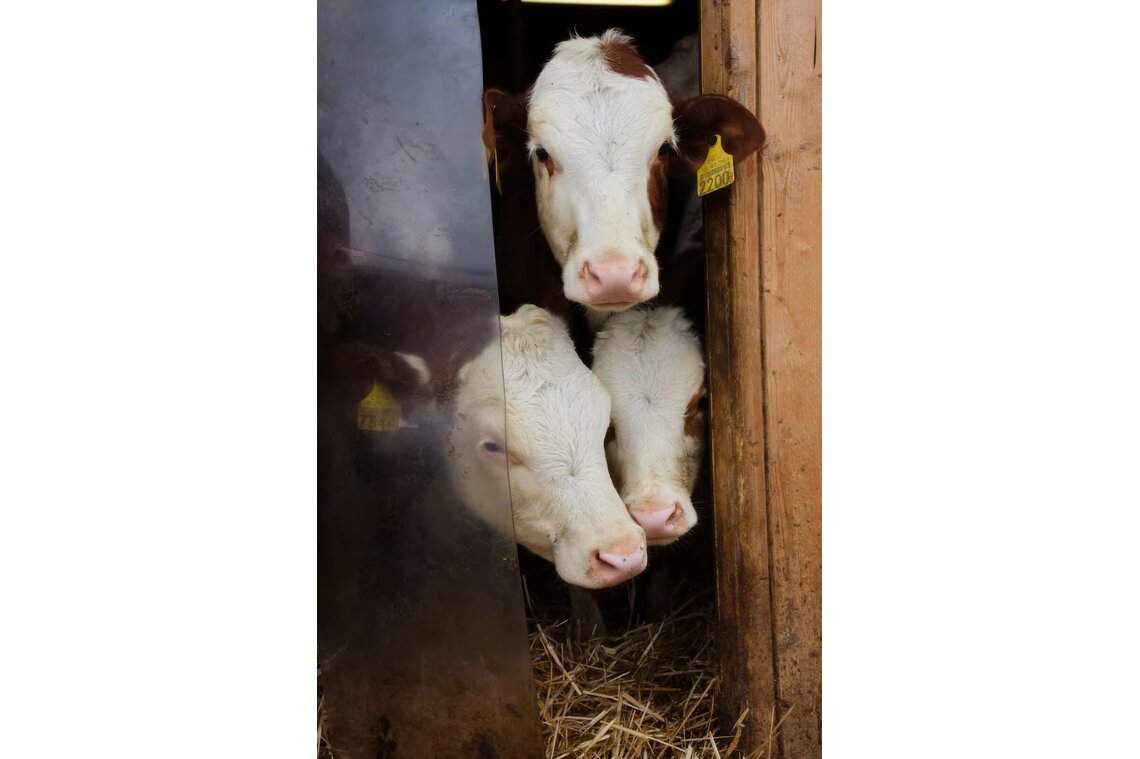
[600,36,654,80]
[482,88,530,181]
[683,383,709,439]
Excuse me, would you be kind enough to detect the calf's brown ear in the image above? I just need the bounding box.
[673,95,765,172]
[482,88,530,180]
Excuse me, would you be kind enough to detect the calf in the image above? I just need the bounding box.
[482,29,763,318]
[450,305,648,589]
[592,306,707,545]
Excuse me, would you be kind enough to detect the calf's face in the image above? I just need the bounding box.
[592,307,707,545]
[483,30,765,314]
[525,32,673,311]
[451,305,647,588]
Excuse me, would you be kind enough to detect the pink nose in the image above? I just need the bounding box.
[589,536,648,587]
[629,500,688,541]
[581,258,648,304]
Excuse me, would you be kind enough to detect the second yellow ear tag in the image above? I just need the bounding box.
[356,381,401,432]
[696,134,734,197]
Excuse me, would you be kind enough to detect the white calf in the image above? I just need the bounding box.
[592,306,707,545]
[450,305,647,588]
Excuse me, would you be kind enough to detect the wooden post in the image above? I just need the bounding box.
[758,1,822,756]
[700,0,778,752]
[702,1,821,757]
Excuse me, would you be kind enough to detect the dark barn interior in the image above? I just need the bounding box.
[477,0,699,94]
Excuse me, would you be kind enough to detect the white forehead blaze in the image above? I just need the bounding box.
[526,33,674,167]
[497,307,613,478]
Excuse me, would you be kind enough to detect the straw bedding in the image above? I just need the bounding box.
[529,591,781,759]
[318,590,784,758]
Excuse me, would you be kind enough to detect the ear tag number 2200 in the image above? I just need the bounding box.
[696,134,734,197]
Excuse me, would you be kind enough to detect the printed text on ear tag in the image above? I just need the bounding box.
[356,381,401,432]
[696,134,734,197]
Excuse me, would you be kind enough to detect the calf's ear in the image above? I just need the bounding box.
[673,95,765,172]
[482,88,530,180]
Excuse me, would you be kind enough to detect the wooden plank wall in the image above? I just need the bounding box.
[758,0,822,756]
[700,0,777,753]
[701,1,822,757]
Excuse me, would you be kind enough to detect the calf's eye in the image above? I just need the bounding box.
[535,147,550,162]
[658,142,672,158]
[481,441,504,454]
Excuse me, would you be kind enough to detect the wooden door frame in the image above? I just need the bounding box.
[700,1,822,757]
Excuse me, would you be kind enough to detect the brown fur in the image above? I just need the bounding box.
[672,95,765,172]
[482,88,530,179]
[683,384,708,440]
[600,37,655,80]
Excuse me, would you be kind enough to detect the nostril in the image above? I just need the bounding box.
[596,548,637,568]
[631,260,648,288]
[595,551,620,568]
[582,262,602,287]
[630,499,691,540]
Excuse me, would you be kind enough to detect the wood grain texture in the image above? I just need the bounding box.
[758,1,822,757]
[699,0,779,752]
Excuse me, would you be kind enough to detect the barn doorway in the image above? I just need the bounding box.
[474,3,741,755]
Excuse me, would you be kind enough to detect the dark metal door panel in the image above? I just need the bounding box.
[318,2,542,757]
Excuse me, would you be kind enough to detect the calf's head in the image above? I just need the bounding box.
[483,30,764,313]
[592,306,707,545]
[451,305,647,588]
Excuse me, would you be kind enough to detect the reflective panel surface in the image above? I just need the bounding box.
[318,2,542,756]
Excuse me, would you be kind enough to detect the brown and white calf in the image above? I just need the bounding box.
[450,305,648,589]
[483,29,763,318]
[592,306,707,545]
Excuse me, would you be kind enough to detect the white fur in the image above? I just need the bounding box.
[394,352,431,385]
[526,30,673,310]
[450,305,645,587]
[592,306,706,543]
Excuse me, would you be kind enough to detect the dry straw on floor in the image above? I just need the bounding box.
[317,667,332,759]
[530,594,786,759]
[318,593,787,758]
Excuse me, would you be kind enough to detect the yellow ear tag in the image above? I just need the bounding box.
[356,381,401,432]
[696,134,735,197]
